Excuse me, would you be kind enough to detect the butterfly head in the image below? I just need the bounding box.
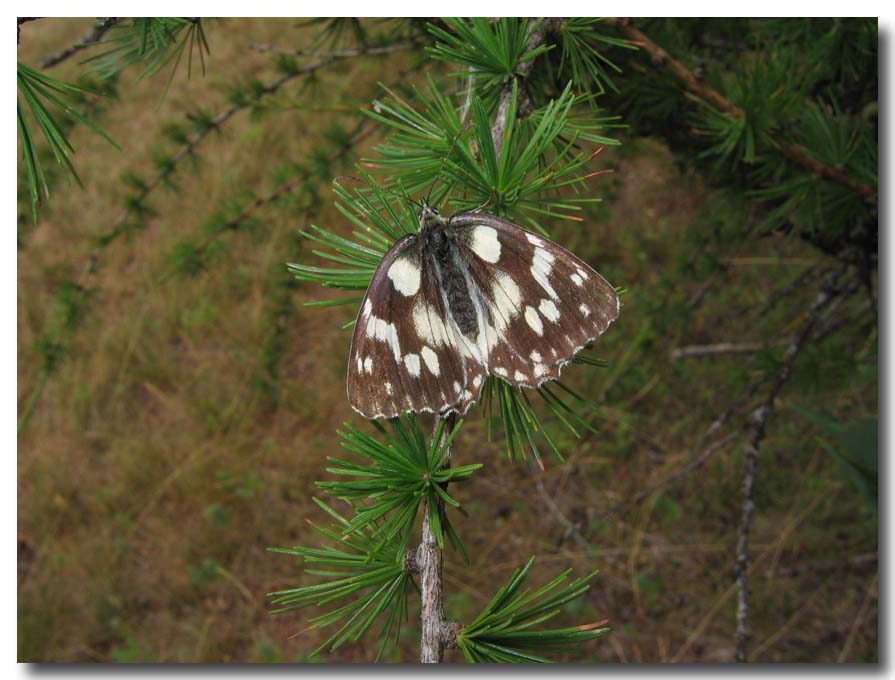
[417,202,451,235]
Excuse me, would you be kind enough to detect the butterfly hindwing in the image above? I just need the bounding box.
[348,235,470,419]
[449,212,620,388]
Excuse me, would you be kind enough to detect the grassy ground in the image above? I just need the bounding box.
[18,19,877,663]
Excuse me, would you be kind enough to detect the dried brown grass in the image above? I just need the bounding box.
[18,19,877,663]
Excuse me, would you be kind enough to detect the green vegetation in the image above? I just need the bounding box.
[18,18,876,663]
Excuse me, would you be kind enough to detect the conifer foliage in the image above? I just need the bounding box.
[17,17,877,664]
[283,17,619,662]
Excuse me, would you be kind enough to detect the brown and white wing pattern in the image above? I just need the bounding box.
[347,235,473,419]
[347,206,619,420]
[449,212,619,388]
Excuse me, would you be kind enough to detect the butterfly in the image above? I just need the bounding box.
[348,204,619,420]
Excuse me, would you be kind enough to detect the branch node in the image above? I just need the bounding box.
[442,620,463,649]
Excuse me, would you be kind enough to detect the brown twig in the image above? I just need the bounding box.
[527,456,590,553]
[837,573,878,662]
[670,339,794,360]
[414,20,558,663]
[734,270,851,662]
[491,18,558,158]
[101,40,419,246]
[248,40,420,59]
[605,18,878,206]
[41,18,119,68]
[417,415,459,663]
[17,17,41,44]
[227,122,373,232]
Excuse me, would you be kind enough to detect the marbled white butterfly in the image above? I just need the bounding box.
[348,204,619,419]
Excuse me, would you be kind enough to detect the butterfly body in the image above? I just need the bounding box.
[348,205,619,420]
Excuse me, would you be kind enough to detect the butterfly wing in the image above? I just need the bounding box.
[448,212,619,388]
[348,234,472,419]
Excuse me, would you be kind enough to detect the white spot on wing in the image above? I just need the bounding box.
[363,299,372,316]
[363,356,373,373]
[385,382,393,395]
[514,370,526,382]
[493,366,508,377]
[580,303,591,317]
[421,346,440,376]
[387,257,421,296]
[453,381,460,393]
[470,225,501,263]
[534,363,549,377]
[531,247,558,299]
[472,375,483,388]
[491,272,522,330]
[530,350,542,362]
[526,232,544,246]
[524,306,544,335]
[366,315,402,360]
[404,353,421,377]
[538,299,560,323]
[413,302,450,347]
[571,272,584,287]
[576,267,589,281]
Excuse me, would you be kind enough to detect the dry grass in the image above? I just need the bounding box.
[18,19,877,663]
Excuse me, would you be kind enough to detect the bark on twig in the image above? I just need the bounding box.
[491,18,558,158]
[527,456,591,552]
[620,379,763,511]
[102,40,418,245]
[248,40,420,59]
[459,66,476,125]
[17,17,41,44]
[605,18,878,206]
[415,20,557,663]
[734,271,851,662]
[417,415,458,663]
[41,18,119,68]
[670,339,793,360]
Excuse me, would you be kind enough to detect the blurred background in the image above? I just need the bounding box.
[17,18,877,662]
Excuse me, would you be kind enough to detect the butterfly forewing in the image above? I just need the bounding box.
[449,213,619,388]
[348,235,470,419]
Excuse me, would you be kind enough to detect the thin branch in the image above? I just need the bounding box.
[17,17,41,44]
[41,18,119,68]
[734,270,852,662]
[418,414,459,663]
[625,379,764,509]
[159,120,378,283]
[633,432,741,506]
[836,573,878,662]
[605,18,878,206]
[248,40,421,58]
[175,61,415,271]
[19,47,418,438]
[226,121,373,233]
[491,18,558,158]
[670,339,793,360]
[101,39,419,245]
[527,456,591,553]
[416,21,559,663]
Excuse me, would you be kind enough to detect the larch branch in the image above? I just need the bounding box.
[734,269,854,662]
[41,18,119,68]
[605,18,878,206]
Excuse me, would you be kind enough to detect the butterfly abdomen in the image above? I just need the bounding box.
[427,227,478,337]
